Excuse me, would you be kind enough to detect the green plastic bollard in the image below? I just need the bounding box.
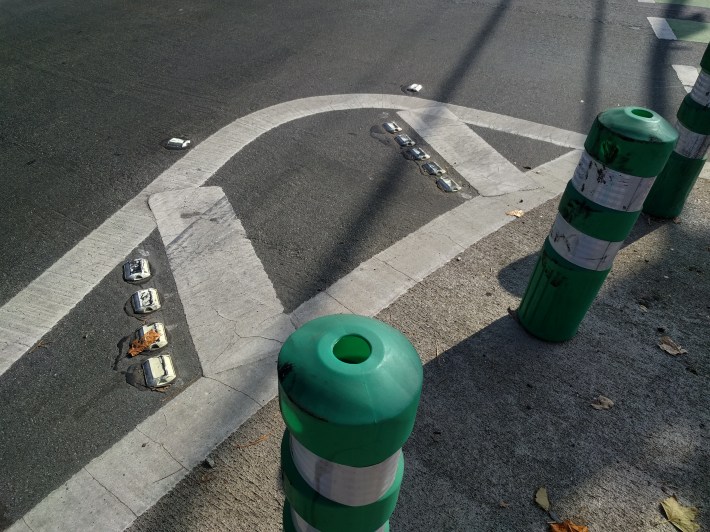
[281,433,400,531]
[277,314,422,531]
[518,107,677,342]
[644,43,710,218]
[278,314,423,467]
[283,502,391,532]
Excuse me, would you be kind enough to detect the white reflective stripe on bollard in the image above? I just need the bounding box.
[290,506,386,532]
[689,70,710,108]
[289,434,400,507]
[547,215,623,271]
[674,122,710,160]
[570,152,655,212]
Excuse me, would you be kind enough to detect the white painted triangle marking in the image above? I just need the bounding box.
[398,107,537,197]
[148,187,294,376]
[672,64,700,93]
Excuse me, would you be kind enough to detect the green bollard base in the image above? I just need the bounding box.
[284,501,391,532]
[643,151,705,219]
[517,240,610,342]
[281,431,402,532]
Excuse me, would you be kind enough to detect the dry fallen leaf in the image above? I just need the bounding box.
[535,487,551,511]
[234,433,270,449]
[550,520,589,532]
[658,335,688,356]
[661,496,700,532]
[128,330,161,357]
[506,209,525,218]
[591,395,614,410]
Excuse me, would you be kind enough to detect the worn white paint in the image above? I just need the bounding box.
[673,64,700,94]
[0,94,583,378]
[149,187,293,376]
[398,107,537,196]
[4,92,585,532]
[648,17,677,40]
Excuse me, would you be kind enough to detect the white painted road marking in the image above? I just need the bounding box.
[673,64,700,94]
[398,107,535,196]
[7,148,581,532]
[149,187,293,376]
[0,94,584,378]
[4,92,587,531]
[648,17,678,40]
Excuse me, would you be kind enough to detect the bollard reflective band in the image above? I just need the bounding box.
[290,433,401,507]
[547,214,623,271]
[570,151,656,212]
[674,122,710,160]
[290,506,386,532]
[689,70,710,108]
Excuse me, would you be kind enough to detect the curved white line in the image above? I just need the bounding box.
[0,93,582,377]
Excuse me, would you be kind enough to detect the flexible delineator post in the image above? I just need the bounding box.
[517,107,677,342]
[644,43,710,218]
[277,314,423,531]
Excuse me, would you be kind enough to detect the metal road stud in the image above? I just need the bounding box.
[406,147,430,160]
[131,288,161,314]
[517,107,677,342]
[123,258,151,283]
[394,134,415,147]
[644,43,710,218]
[143,353,177,388]
[423,162,446,176]
[277,314,423,531]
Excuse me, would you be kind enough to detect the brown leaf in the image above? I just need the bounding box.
[658,336,688,356]
[233,434,270,449]
[661,496,700,532]
[535,487,551,511]
[506,209,525,218]
[591,395,614,410]
[549,520,589,532]
[128,330,161,357]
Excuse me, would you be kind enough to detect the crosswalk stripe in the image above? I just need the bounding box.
[648,17,678,40]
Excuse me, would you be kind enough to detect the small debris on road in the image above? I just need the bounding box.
[233,434,270,449]
[658,335,688,356]
[404,83,423,93]
[591,395,614,410]
[506,209,525,218]
[128,329,161,357]
[203,456,216,469]
[535,487,551,511]
[660,495,699,532]
[549,520,589,532]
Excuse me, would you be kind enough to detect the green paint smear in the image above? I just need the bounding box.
[667,19,710,43]
[654,0,710,8]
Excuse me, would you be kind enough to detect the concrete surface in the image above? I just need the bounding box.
[128,179,710,531]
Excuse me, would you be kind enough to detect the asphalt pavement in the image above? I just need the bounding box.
[2,0,710,529]
[130,177,710,532]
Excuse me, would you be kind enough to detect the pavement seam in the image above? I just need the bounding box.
[203,375,263,409]
[135,426,187,472]
[82,467,137,518]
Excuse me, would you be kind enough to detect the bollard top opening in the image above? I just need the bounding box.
[630,108,654,119]
[332,334,372,364]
